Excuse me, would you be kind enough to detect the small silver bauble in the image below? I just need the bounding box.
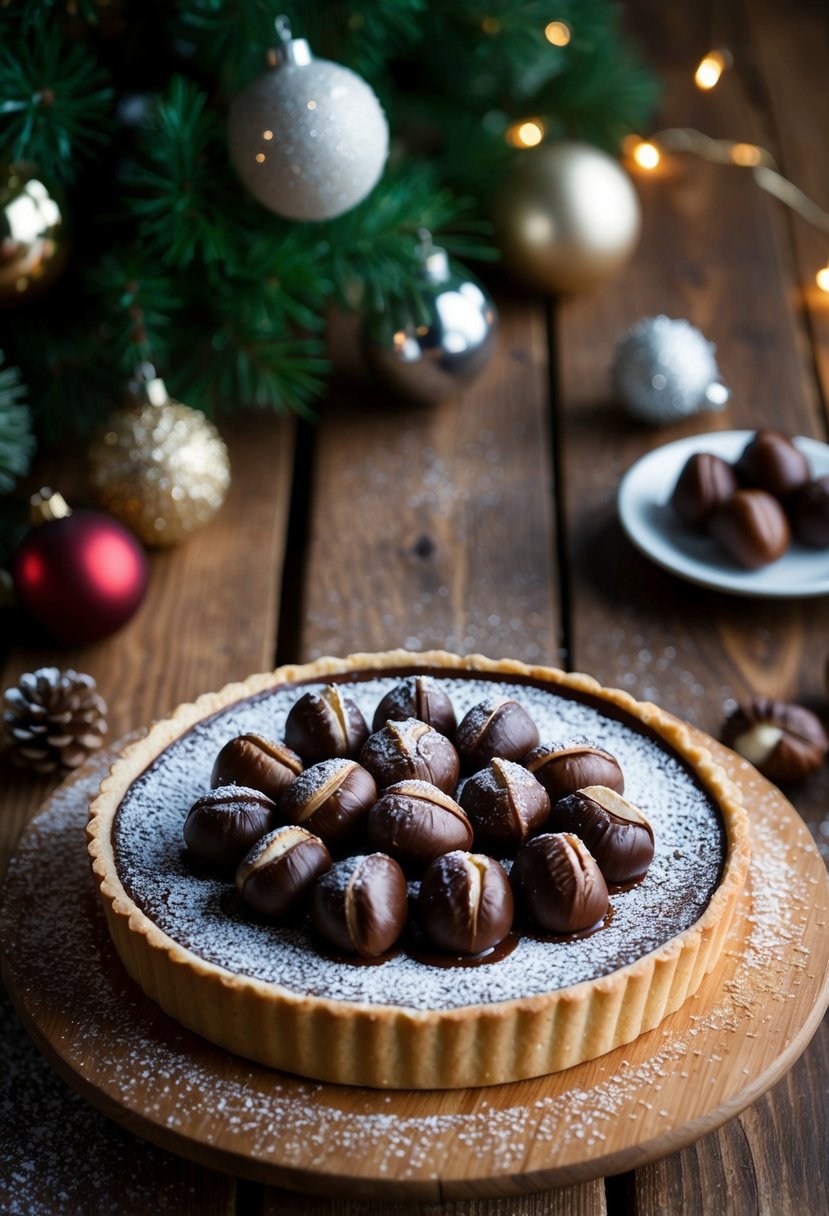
[361,234,498,405]
[228,16,388,222]
[612,315,730,424]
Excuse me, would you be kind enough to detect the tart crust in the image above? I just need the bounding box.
[87,651,750,1090]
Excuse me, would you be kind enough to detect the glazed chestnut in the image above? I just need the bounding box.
[211,733,303,803]
[548,785,654,885]
[793,476,829,548]
[734,429,810,501]
[183,785,276,874]
[722,697,828,785]
[360,717,459,793]
[284,684,369,764]
[418,851,514,955]
[279,758,377,846]
[372,675,457,737]
[367,779,473,869]
[310,852,408,957]
[708,489,790,569]
[670,452,739,529]
[459,757,549,849]
[455,698,539,770]
[525,742,624,803]
[510,833,609,934]
[236,825,331,919]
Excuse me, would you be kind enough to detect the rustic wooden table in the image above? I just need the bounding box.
[1,2,828,1212]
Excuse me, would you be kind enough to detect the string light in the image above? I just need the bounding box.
[627,127,829,292]
[506,119,545,148]
[694,49,732,90]
[544,21,572,46]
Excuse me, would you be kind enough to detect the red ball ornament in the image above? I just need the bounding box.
[12,489,149,645]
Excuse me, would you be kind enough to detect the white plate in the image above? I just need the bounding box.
[617,430,829,598]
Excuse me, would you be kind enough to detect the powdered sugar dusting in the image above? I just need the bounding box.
[113,675,724,1009]
[1,752,824,1202]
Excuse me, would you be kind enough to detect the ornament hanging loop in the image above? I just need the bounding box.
[129,362,169,407]
[415,228,450,283]
[268,14,312,67]
[29,487,72,524]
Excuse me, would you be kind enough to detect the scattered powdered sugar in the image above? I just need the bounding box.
[113,675,725,1009]
[1,753,823,1202]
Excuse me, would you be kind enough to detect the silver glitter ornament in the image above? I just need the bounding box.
[228,16,388,222]
[612,315,730,424]
[88,365,231,547]
[361,232,498,405]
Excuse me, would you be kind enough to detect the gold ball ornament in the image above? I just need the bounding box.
[88,366,231,547]
[493,142,641,295]
[0,164,68,306]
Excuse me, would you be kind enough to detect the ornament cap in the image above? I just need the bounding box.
[415,229,450,284]
[268,15,312,67]
[29,487,72,525]
[128,362,170,407]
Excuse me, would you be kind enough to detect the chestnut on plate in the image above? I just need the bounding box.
[211,733,302,803]
[360,717,459,793]
[367,779,473,869]
[279,758,377,847]
[670,452,738,529]
[548,785,654,885]
[418,851,514,955]
[525,742,624,803]
[721,696,828,784]
[372,676,457,737]
[708,489,790,569]
[734,429,810,501]
[284,684,369,764]
[310,852,408,957]
[459,757,549,849]
[455,697,539,770]
[510,832,609,934]
[792,476,829,549]
[183,785,277,874]
[236,824,331,919]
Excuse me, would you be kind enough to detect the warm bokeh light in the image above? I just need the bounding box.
[816,264,829,293]
[507,119,545,148]
[694,50,729,90]
[632,140,661,170]
[730,142,762,166]
[544,21,571,46]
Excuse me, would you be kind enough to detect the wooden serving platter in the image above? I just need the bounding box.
[1,733,827,1203]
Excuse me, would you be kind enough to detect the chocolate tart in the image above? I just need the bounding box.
[87,651,750,1090]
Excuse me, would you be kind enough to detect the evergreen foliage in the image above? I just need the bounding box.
[0,0,657,451]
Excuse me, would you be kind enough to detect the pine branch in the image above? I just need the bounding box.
[0,352,35,494]
[0,35,113,180]
[124,77,237,267]
[90,250,180,373]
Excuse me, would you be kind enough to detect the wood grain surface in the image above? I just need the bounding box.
[1,0,827,1212]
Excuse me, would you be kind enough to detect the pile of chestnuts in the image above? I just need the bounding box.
[670,429,829,569]
[183,676,655,961]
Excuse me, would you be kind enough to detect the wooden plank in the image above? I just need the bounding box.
[288,297,602,1214]
[0,412,295,1213]
[557,2,829,1212]
[298,294,560,667]
[0,413,294,878]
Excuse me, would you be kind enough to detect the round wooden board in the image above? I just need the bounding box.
[1,732,827,1202]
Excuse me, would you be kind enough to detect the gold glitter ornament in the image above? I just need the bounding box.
[0,164,68,306]
[88,365,231,547]
[228,15,388,222]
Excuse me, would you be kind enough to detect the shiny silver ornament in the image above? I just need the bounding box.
[228,16,388,222]
[612,315,730,424]
[362,233,497,405]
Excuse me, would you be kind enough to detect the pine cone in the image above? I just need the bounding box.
[2,667,108,774]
